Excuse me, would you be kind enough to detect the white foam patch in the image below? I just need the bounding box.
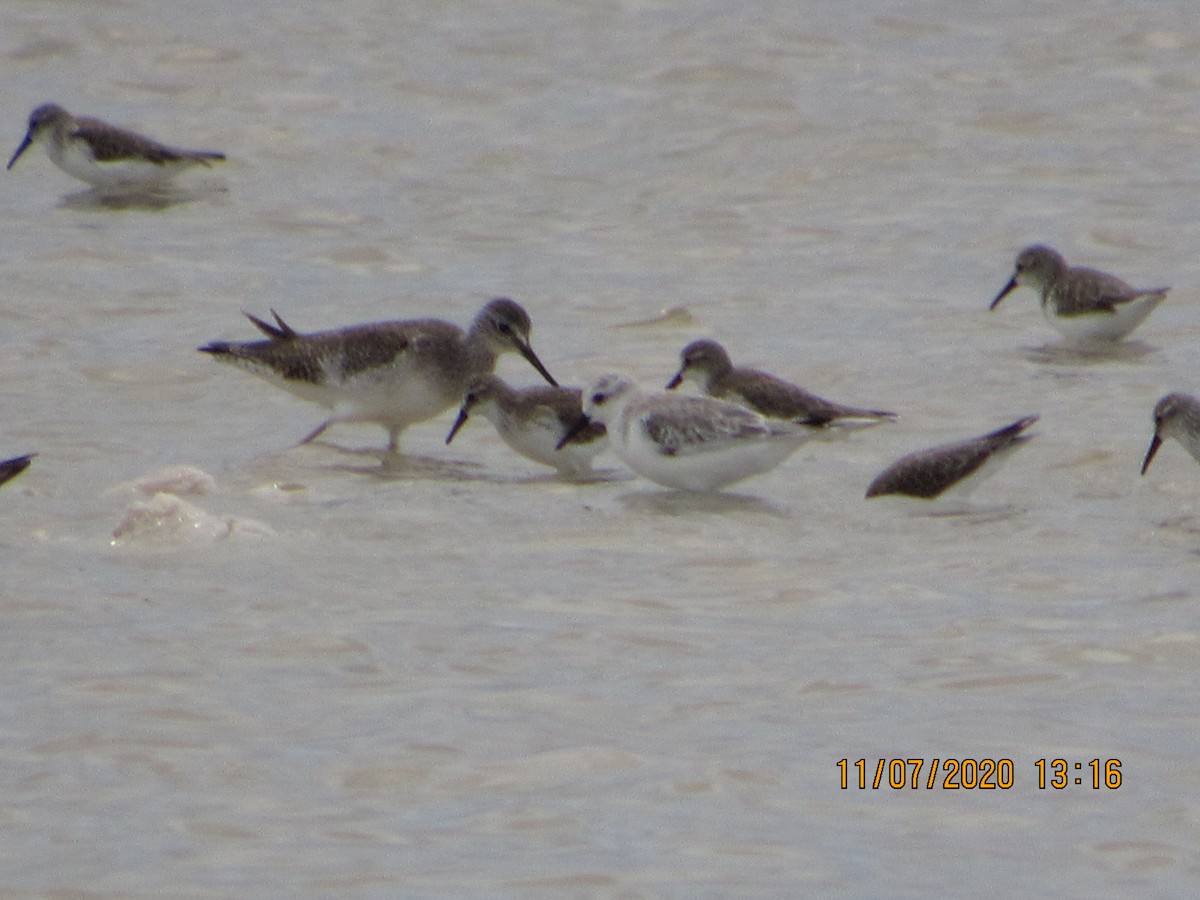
[111,492,274,545]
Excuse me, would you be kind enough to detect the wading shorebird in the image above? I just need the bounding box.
[445,375,607,478]
[200,298,558,454]
[666,339,895,426]
[989,245,1168,344]
[7,103,225,189]
[559,373,812,492]
[865,416,1038,500]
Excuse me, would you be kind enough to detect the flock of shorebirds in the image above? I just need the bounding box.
[4,102,1199,500]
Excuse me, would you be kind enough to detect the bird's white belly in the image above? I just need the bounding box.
[51,141,179,187]
[1046,292,1166,343]
[335,364,457,428]
[494,411,603,475]
[616,421,803,491]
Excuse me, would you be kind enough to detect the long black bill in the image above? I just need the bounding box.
[665,368,684,390]
[989,276,1018,311]
[1141,433,1163,475]
[556,414,592,451]
[517,342,558,387]
[445,408,470,445]
[6,132,34,170]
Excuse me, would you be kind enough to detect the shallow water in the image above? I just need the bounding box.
[3,0,1200,895]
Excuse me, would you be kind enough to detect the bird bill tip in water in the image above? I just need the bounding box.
[1140,433,1163,475]
[556,414,592,450]
[445,408,470,445]
[6,133,34,170]
[990,276,1018,310]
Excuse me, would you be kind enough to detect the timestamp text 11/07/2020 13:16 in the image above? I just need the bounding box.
[836,758,1123,791]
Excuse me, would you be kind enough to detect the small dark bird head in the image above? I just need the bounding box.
[667,338,731,389]
[990,244,1065,310]
[8,103,70,170]
[474,298,557,387]
[1141,392,1196,475]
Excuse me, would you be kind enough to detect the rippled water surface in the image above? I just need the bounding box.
[3,1,1200,895]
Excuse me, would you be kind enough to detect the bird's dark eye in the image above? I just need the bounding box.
[591,392,605,405]
[497,322,512,334]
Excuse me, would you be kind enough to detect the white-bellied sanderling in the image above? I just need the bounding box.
[559,373,812,492]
